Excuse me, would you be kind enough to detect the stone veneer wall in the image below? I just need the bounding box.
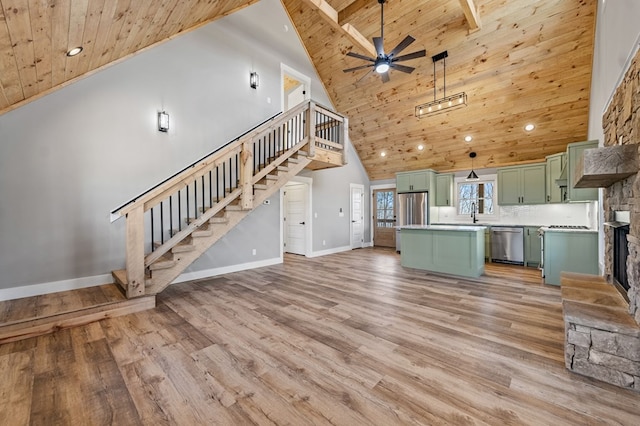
[561,45,640,393]
[602,47,640,325]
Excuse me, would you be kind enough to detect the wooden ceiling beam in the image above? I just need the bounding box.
[458,0,481,32]
[337,0,370,26]
[300,0,376,57]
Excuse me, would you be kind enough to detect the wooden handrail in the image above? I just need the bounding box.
[115,100,348,297]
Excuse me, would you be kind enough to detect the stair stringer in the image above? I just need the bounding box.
[142,155,311,295]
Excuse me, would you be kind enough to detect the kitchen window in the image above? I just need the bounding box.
[458,180,495,215]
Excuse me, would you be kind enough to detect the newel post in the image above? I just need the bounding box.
[240,141,254,209]
[307,101,316,158]
[125,205,146,298]
[342,116,349,165]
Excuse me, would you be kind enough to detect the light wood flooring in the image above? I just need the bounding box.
[1,248,638,425]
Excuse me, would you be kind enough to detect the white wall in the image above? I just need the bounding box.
[588,0,640,144]
[0,0,371,297]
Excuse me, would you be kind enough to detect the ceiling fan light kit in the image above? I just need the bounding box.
[416,50,468,118]
[342,0,426,82]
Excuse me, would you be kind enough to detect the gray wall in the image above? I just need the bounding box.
[0,0,370,295]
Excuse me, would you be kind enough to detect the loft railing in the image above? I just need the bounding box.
[111,101,347,297]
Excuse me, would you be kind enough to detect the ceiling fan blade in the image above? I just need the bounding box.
[388,35,415,58]
[343,64,374,73]
[392,49,426,62]
[373,37,385,56]
[346,51,375,62]
[381,72,390,83]
[390,63,415,73]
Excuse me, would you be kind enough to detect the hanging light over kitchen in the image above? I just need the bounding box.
[415,51,467,118]
[466,152,479,181]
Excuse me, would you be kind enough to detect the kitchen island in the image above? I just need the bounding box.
[400,225,486,278]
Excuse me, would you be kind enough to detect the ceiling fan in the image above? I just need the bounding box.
[343,0,426,82]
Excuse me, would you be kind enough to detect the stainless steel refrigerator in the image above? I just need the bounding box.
[396,192,429,252]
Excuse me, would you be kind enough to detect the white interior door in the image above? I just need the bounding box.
[351,184,364,249]
[284,183,308,255]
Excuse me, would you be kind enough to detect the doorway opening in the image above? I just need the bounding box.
[372,188,396,248]
[281,64,311,112]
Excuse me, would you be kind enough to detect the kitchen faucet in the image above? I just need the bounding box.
[471,202,478,224]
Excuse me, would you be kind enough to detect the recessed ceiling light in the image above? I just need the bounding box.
[464,135,473,143]
[417,144,424,151]
[380,151,386,157]
[66,47,83,57]
[524,123,535,132]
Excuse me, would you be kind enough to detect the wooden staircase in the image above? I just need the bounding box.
[111,101,348,297]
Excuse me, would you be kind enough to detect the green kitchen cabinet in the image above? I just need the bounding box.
[546,153,566,203]
[497,163,546,205]
[435,173,454,206]
[543,230,598,286]
[397,170,433,193]
[567,140,599,202]
[524,226,541,268]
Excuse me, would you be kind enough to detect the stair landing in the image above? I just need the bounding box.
[0,284,155,344]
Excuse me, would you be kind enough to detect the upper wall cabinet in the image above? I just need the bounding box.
[435,173,454,206]
[546,153,566,203]
[567,140,599,202]
[497,164,546,205]
[397,170,433,193]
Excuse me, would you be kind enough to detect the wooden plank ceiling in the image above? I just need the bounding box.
[0,0,258,114]
[0,0,596,181]
[282,0,597,180]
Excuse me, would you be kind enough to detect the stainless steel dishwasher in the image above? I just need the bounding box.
[491,227,524,265]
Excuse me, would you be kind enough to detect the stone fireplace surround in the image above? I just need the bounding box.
[561,48,640,392]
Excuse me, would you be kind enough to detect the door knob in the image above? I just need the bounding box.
[299,222,305,225]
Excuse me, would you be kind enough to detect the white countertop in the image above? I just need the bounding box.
[400,225,487,231]
[539,226,598,233]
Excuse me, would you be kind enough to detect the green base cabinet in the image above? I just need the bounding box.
[543,231,598,286]
[400,227,485,278]
[524,226,541,268]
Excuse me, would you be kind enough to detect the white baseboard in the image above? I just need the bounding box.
[363,242,373,248]
[0,257,284,302]
[308,245,352,258]
[172,256,283,284]
[0,273,113,302]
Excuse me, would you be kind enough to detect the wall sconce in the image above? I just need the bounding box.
[158,111,169,132]
[250,72,259,89]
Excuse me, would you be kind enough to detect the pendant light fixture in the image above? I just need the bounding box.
[466,152,479,181]
[415,50,467,118]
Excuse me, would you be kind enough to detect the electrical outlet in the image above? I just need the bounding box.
[322,240,326,246]
[252,249,256,256]
[314,212,318,218]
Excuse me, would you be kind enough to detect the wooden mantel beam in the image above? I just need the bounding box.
[458,0,482,32]
[300,0,376,57]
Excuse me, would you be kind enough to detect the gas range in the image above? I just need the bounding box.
[548,225,589,229]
